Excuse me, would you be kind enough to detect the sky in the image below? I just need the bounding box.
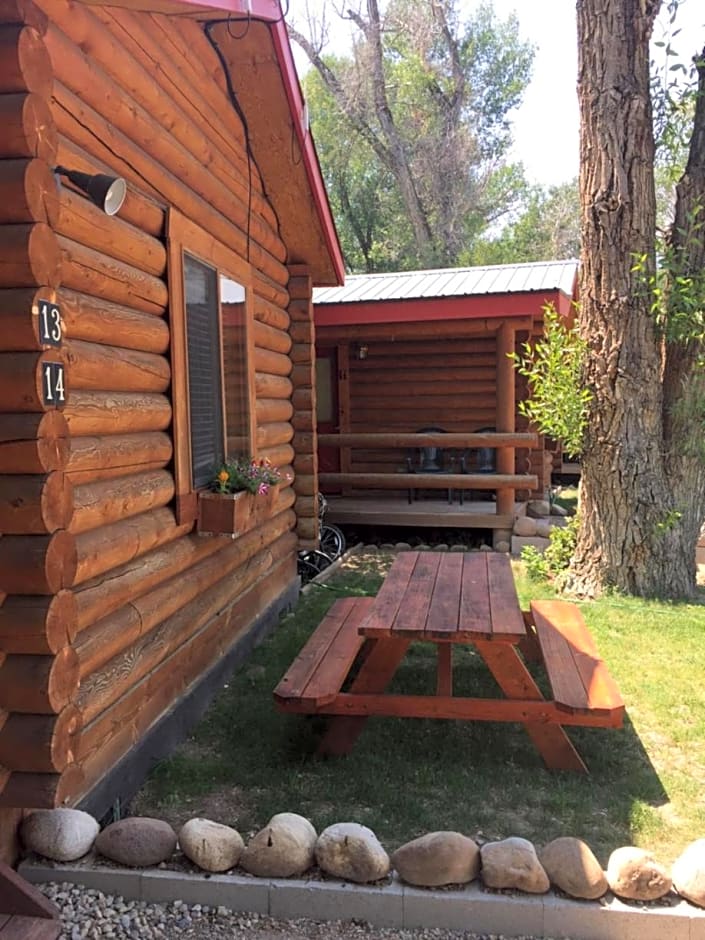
[290,0,705,189]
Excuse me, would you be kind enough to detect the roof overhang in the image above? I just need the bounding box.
[315,289,574,327]
[75,0,344,286]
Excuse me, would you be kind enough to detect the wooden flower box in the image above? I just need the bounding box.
[197,487,277,537]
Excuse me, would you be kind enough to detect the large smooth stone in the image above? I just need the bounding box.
[95,817,177,868]
[606,846,672,901]
[240,813,317,877]
[392,831,480,887]
[539,836,608,899]
[672,840,705,907]
[316,822,390,883]
[178,818,244,873]
[480,836,550,893]
[21,808,99,862]
[514,516,538,537]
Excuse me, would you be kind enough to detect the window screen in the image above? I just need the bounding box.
[184,254,224,488]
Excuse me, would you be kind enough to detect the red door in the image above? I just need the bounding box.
[316,349,340,483]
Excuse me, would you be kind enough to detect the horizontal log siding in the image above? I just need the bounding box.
[0,1,299,819]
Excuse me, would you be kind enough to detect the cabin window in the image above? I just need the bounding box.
[168,210,255,525]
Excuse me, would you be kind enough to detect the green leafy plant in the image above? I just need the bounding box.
[212,455,284,496]
[521,515,579,585]
[511,305,591,457]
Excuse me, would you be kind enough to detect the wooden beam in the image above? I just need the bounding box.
[318,432,538,449]
[319,472,538,491]
[318,316,534,342]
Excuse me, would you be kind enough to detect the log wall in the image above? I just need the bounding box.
[317,332,548,497]
[0,0,303,843]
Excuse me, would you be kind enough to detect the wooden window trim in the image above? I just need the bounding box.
[167,209,257,526]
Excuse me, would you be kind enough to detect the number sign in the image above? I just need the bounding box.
[38,300,63,346]
[42,361,66,406]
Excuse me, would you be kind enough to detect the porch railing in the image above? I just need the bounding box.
[317,432,538,510]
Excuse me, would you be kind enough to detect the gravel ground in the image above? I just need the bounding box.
[39,881,556,940]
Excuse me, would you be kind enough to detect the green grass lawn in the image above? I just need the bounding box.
[132,549,705,867]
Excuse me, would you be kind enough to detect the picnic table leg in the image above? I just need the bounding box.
[436,644,453,696]
[318,637,411,756]
[474,640,588,773]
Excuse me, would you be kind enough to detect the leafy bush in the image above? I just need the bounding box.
[521,515,579,586]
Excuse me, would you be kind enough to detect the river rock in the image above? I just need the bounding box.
[392,831,480,887]
[95,817,177,868]
[480,837,550,893]
[672,839,705,907]
[539,837,607,899]
[535,519,553,539]
[178,818,244,873]
[513,516,538,537]
[606,846,672,901]
[21,808,99,862]
[240,813,316,877]
[315,822,390,883]
[527,500,551,519]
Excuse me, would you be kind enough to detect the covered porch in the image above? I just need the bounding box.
[318,430,537,546]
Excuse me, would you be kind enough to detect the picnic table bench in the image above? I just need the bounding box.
[274,551,624,772]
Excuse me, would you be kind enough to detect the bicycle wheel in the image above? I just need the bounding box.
[320,523,346,560]
[297,549,333,584]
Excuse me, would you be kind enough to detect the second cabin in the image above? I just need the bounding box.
[313,260,579,545]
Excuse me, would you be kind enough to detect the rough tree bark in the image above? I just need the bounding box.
[573,0,705,598]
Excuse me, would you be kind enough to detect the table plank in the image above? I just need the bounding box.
[426,552,463,638]
[458,552,492,637]
[358,551,418,637]
[394,552,440,635]
[487,553,526,639]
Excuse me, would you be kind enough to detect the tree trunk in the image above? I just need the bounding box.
[572,0,690,597]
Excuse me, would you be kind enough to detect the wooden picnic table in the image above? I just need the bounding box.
[275,551,624,772]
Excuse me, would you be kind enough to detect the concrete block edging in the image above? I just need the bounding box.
[18,859,705,940]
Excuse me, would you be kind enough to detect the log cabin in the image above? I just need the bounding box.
[313,261,579,545]
[0,0,344,862]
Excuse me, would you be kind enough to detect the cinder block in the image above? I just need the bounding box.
[140,869,268,914]
[269,877,403,928]
[543,893,691,940]
[511,535,550,555]
[402,882,544,937]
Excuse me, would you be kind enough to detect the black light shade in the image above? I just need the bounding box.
[54,166,127,216]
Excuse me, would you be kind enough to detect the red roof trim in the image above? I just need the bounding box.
[269,19,345,285]
[315,290,569,327]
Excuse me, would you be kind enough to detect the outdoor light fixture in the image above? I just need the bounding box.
[54,166,127,216]
[355,343,369,361]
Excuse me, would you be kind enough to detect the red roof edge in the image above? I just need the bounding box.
[268,19,345,285]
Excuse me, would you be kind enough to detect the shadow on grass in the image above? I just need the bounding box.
[132,553,675,865]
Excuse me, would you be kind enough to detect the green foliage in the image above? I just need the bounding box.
[511,306,591,457]
[470,179,580,265]
[521,515,579,586]
[296,0,534,271]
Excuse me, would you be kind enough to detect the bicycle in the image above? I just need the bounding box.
[317,493,346,560]
[297,547,334,585]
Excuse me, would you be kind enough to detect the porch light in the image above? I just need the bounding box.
[355,343,369,360]
[54,166,127,216]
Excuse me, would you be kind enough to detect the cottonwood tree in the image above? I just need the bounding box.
[470,179,581,265]
[289,0,533,270]
[573,0,705,597]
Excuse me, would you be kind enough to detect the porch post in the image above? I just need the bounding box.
[494,322,515,548]
[287,265,318,549]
